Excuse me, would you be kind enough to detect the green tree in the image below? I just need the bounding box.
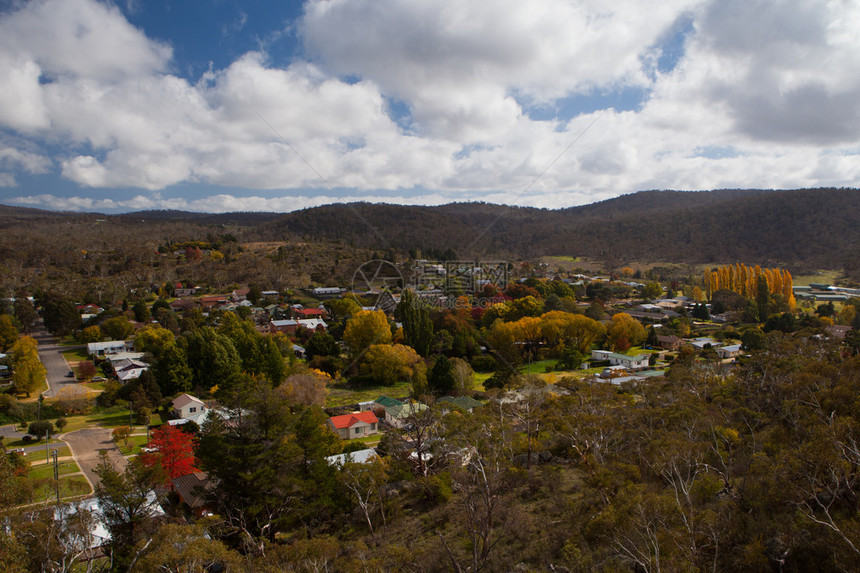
[641,282,663,300]
[28,420,53,441]
[134,324,175,360]
[93,452,165,567]
[134,523,243,573]
[153,342,193,396]
[101,316,135,340]
[399,289,434,357]
[428,354,457,397]
[40,295,81,336]
[183,327,242,394]
[305,331,339,360]
[13,297,38,334]
[132,300,151,323]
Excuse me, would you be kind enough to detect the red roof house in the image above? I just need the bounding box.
[327,411,379,440]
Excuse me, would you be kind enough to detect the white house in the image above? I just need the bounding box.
[591,350,650,369]
[171,394,208,426]
[87,340,133,357]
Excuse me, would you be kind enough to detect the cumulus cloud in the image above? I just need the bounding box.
[0,0,859,212]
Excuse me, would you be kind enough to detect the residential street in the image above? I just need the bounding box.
[64,427,128,491]
[32,324,85,398]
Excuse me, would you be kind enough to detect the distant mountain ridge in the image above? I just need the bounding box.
[0,188,856,270]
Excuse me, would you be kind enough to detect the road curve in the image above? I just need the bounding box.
[64,427,128,492]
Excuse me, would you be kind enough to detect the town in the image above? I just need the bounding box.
[2,249,860,571]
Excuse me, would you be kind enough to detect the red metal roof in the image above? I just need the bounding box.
[328,411,378,429]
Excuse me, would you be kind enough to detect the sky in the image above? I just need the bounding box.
[0,0,859,214]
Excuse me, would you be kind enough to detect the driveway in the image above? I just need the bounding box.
[64,428,128,491]
[33,325,85,398]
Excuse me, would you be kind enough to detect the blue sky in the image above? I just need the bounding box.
[0,0,858,213]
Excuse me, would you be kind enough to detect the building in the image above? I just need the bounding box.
[312,287,344,299]
[87,340,133,357]
[385,401,428,429]
[327,411,379,440]
[170,394,208,426]
[590,350,650,369]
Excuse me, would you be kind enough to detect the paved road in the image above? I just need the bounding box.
[32,325,84,398]
[64,428,128,491]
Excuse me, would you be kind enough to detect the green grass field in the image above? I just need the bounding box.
[28,459,80,480]
[326,379,414,407]
[31,475,91,502]
[114,434,149,456]
[26,446,71,463]
[792,270,842,286]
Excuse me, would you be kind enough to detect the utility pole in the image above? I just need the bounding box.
[37,393,43,420]
[53,449,59,505]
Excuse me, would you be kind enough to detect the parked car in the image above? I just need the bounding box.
[140,446,158,454]
[65,371,75,378]
[92,376,106,382]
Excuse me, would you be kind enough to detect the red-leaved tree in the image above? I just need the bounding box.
[141,424,198,488]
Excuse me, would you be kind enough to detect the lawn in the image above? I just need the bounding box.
[792,270,842,286]
[31,475,91,502]
[61,347,89,362]
[114,434,149,456]
[326,379,414,407]
[88,408,137,428]
[4,436,63,449]
[26,446,72,463]
[28,459,80,480]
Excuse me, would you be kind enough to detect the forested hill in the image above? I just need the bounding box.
[261,188,859,269]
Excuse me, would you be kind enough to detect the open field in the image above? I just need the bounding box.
[327,379,413,407]
[28,459,81,480]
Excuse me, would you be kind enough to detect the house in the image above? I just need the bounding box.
[200,295,229,309]
[590,350,650,369]
[689,337,721,350]
[325,448,378,466]
[437,395,483,414]
[293,307,327,319]
[169,298,198,312]
[171,471,216,516]
[656,335,684,351]
[313,287,344,299]
[298,318,328,332]
[110,358,149,383]
[327,411,379,440]
[269,319,298,334]
[716,344,743,359]
[87,340,133,357]
[77,304,104,315]
[385,401,428,429]
[826,325,853,340]
[171,394,208,425]
[268,318,328,335]
[174,283,197,297]
[292,344,306,359]
[231,287,250,302]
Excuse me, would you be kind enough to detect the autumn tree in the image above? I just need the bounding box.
[606,313,646,351]
[344,310,392,360]
[141,424,199,488]
[10,336,45,397]
[362,343,426,389]
[0,314,17,350]
[279,371,330,407]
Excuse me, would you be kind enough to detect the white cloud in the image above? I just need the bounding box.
[0,0,859,211]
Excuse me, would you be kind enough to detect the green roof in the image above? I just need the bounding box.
[437,396,484,410]
[373,396,404,408]
[385,401,427,419]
